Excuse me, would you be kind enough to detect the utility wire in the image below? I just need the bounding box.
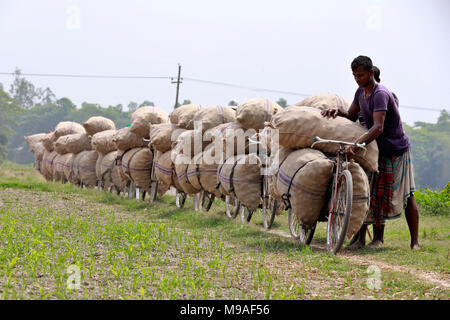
[0,71,447,112]
[0,72,171,80]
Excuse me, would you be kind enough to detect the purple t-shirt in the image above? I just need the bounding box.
[353,84,410,157]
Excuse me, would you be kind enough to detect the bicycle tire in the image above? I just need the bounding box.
[288,208,300,240]
[299,221,316,245]
[262,198,277,230]
[175,190,187,208]
[149,180,159,203]
[326,169,353,254]
[240,206,254,224]
[225,195,240,219]
[202,192,215,212]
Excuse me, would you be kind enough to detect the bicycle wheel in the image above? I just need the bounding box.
[149,179,159,203]
[240,206,254,224]
[175,190,187,208]
[225,195,240,219]
[299,221,316,245]
[326,169,353,254]
[288,208,300,240]
[202,192,215,212]
[262,198,277,230]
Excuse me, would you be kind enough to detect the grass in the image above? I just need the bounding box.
[0,162,448,300]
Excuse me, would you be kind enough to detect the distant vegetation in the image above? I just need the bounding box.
[1,70,449,189]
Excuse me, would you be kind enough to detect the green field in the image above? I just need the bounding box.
[0,162,448,300]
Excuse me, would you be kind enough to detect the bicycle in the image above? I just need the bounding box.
[286,136,366,254]
[236,138,277,228]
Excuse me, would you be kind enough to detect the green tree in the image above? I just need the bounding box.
[404,110,450,190]
[0,88,21,163]
[139,100,155,107]
[276,97,288,107]
[9,68,38,109]
[127,101,138,112]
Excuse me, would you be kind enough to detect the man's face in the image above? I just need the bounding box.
[352,65,373,88]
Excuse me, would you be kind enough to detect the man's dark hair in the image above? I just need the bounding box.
[372,65,381,82]
[351,55,373,71]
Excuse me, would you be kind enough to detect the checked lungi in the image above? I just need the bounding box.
[364,148,416,226]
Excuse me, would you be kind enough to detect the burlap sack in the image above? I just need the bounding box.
[54,121,85,139]
[276,149,334,225]
[113,127,146,151]
[217,153,262,210]
[174,153,202,195]
[111,161,127,192]
[91,129,117,154]
[77,150,98,187]
[33,142,46,162]
[149,124,186,153]
[41,150,58,181]
[130,106,169,138]
[236,98,283,130]
[346,161,370,238]
[295,93,350,113]
[121,148,153,191]
[115,149,130,183]
[99,151,118,191]
[155,150,175,190]
[62,153,76,183]
[54,133,92,155]
[189,105,236,132]
[71,151,89,184]
[170,130,211,161]
[24,133,47,152]
[190,144,222,198]
[96,153,104,183]
[268,106,379,172]
[267,146,294,201]
[53,153,73,182]
[42,132,56,152]
[170,104,203,129]
[82,116,116,136]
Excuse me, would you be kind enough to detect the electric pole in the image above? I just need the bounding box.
[171,64,182,109]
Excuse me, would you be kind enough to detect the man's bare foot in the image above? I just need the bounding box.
[346,241,365,251]
[368,240,383,248]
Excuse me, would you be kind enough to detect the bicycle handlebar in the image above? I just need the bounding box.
[311,136,367,151]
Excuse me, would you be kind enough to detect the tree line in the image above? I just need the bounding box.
[0,71,448,190]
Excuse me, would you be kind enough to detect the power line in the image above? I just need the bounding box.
[0,72,171,80]
[0,71,447,112]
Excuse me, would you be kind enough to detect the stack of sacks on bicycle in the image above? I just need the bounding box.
[112,127,145,183]
[91,129,118,189]
[24,133,47,172]
[217,153,263,210]
[172,130,212,195]
[277,149,334,225]
[129,106,169,138]
[112,127,153,193]
[267,106,379,172]
[265,105,374,238]
[148,124,187,196]
[70,150,99,187]
[187,122,249,199]
[99,150,126,193]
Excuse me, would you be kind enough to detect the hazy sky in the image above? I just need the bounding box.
[1,0,449,125]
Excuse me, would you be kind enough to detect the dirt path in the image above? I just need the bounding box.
[266,228,450,290]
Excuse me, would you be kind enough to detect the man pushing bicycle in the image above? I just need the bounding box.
[321,55,420,250]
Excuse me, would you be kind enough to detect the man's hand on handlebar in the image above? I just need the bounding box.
[321,108,340,119]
